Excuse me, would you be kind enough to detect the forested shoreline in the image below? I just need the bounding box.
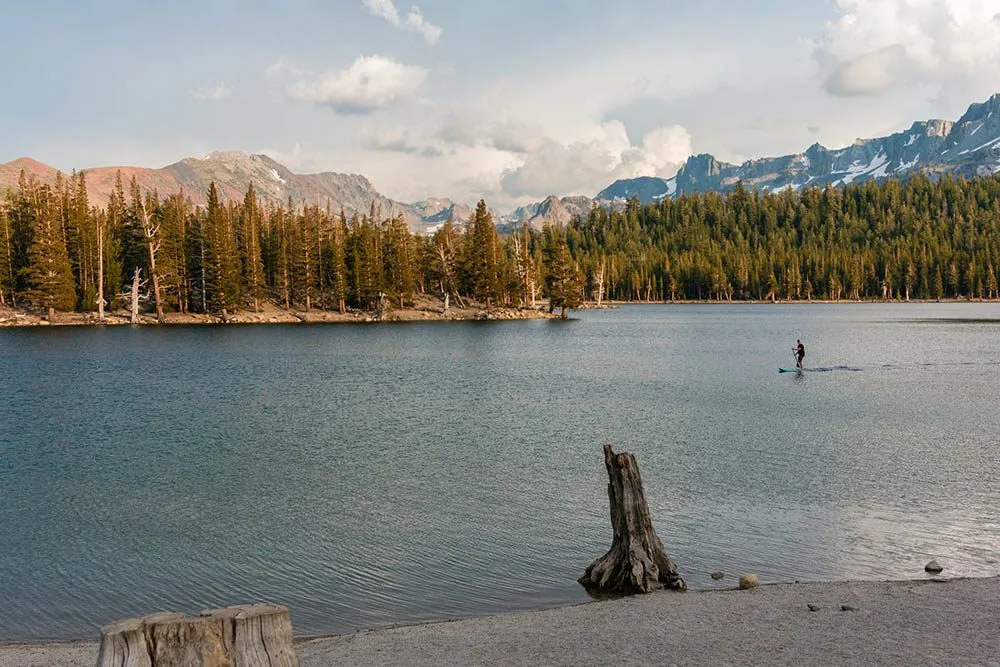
[2,169,1000,326]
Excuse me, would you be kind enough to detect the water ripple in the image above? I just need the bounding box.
[2,305,999,640]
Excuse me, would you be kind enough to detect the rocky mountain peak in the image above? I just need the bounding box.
[589,91,1000,203]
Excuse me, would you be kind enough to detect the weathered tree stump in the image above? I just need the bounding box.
[96,604,298,667]
[202,605,299,667]
[579,444,686,596]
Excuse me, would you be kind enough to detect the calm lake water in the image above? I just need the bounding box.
[1,303,999,641]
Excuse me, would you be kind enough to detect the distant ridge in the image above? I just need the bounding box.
[595,93,1000,205]
[0,151,454,234]
[5,92,1000,230]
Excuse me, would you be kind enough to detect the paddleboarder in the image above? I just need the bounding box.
[794,339,805,370]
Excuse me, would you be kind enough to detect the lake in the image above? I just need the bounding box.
[1,303,999,641]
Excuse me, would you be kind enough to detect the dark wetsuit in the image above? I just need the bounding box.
[795,343,805,367]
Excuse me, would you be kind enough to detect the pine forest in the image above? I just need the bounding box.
[2,170,1000,323]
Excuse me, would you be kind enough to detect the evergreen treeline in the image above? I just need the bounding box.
[2,170,1000,320]
[569,175,1000,302]
[0,171,582,318]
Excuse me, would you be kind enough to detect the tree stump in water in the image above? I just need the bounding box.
[96,604,298,667]
[579,444,686,596]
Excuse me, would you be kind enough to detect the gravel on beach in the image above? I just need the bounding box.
[3,577,998,667]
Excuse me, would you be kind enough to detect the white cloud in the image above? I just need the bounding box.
[825,45,911,96]
[436,115,548,154]
[361,125,446,156]
[189,83,233,101]
[265,56,304,79]
[288,55,428,114]
[500,121,693,199]
[818,0,1000,97]
[362,0,442,45]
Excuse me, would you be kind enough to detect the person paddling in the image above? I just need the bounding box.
[793,339,805,370]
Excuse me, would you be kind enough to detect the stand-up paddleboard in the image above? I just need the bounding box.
[778,367,802,373]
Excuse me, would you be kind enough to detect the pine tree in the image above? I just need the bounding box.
[104,172,125,309]
[160,192,189,313]
[463,200,502,308]
[23,184,76,315]
[513,223,537,307]
[64,170,98,311]
[350,212,382,309]
[329,210,349,313]
[542,226,583,318]
[384,213,415,308]
[291,204,319,310]
[239,184,266,311]
[202,182,240,315]
[0,204,13,308]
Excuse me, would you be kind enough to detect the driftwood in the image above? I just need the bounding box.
[96,604,297,667]
[579,444,686,596]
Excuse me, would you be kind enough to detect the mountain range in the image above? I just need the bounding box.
[596,93,1000,204]
[3,93,1000,232]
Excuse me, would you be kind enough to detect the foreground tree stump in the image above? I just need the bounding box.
[579,444,686,596]
[96,604,298,667]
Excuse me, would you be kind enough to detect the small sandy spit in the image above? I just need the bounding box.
[3,577,998,667]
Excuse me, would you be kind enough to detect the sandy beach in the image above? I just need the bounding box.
[3,577,998,666]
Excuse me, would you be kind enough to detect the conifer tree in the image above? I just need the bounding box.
[513,223,537,307]
[64,170,98,310]
[202,182,240,315]
[103,172,125,309]
[384,213,415,308]
[463,200,502,308]
[350,212,382,308]
[159,192,188,313]
[542,225,583,318]
[292,204,319,310]
[0,204,12,307]
[23,184,76,315]
[328,210,349,313]
[239,184,266,311]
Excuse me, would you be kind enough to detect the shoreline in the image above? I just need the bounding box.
[0,299,557,328]
[2,296,996,328]
[4,576,999,666]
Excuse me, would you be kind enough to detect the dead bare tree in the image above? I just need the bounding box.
[137,198,165,323]
[593,258,606,307]
[121,267,149,325]
[96,219,105,322]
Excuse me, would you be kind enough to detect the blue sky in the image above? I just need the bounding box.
[2,0,999,209]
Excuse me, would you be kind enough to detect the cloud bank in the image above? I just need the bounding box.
[499,121,693,199]
[819,0,1000,97]
[288,55,428,114]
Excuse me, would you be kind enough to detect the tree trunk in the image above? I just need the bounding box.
[579,444,686,596]
[97,222,105,322]
[595,263,605,307]
[97,605,298,667]
[148,239,164,323]
[130,267,141,325]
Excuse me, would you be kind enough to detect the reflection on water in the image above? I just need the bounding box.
[1,302,999,641]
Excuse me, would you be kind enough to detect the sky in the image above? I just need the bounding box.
[2,0,1000,210]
